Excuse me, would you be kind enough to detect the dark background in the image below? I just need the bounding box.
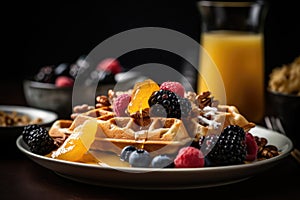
[2,0,300,89]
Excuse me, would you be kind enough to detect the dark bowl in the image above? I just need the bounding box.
[266,90,300,149]
[23,79,73,119]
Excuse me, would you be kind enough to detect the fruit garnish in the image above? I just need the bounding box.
[55,76,74,87]
[127,79,160,115]
[22,124,57,155]
[51,119,98,161]
[113,94,131,117]
[204,125,247,166]
[174,146,205,168]
[245,132,258,161]
[128,149,151,167]
[160,81,186,97]
[96,58,122,75]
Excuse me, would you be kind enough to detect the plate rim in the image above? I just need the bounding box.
[16,125,293,173]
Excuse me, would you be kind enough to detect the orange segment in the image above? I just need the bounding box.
[127,79,160,115]
[51,119,98,162]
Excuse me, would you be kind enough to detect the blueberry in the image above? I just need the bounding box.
[120,145,137,162]
[150,155,173,168]
[128,149,151,167]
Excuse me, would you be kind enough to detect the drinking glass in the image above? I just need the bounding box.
[197,0,268,123]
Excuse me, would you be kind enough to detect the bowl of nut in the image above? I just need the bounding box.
[266,56,300,149]
[0,105,58,157]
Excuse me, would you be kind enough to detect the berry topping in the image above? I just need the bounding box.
[160,81,186,97]
[245,132,258,161]
[128,149,151,167]
[97,58,122,75]
[55,76,74,87]
[174,146,205,168]
[120,145,137,162]
[22,124,57,155]
[113,94,131,117]
[34,65,56,83]
[148,89,181,119]
[150,154,173,168]
[205,125,247,166]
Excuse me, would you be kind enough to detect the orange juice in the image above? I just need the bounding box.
[198,31,264,123]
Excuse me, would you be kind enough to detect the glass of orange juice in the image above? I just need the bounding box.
[197,0,268,123]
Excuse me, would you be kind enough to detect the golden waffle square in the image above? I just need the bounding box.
[184,104,256,142]
[49,112,192,156]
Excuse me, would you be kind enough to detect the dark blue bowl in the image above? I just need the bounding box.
[266,90,300,149]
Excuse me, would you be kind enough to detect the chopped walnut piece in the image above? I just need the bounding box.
[130,108,151,127]
[196,91,213,109]
[95,95,111,108]
[255,136,279,160]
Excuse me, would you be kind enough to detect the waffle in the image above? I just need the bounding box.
[48,93,255,158]
[49,112,192,156]
[184,104,256,142]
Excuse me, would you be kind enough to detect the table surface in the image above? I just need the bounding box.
[1,80,300,200]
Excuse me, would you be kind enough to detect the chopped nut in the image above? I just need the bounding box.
[0,110,43,126]
[260,145,279,158]
[196,91,213,109]
[95,95,111,108]
[130,108,151,127]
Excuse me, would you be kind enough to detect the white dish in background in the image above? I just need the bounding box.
[0,105,58,139]
[16,126,293,189]
[0,105,58,128]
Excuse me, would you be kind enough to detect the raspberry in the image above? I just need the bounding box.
[174,146,205,168]
[113,94,131,117]
[160,81,185,97]
[245,132,258,161]
[96,58,122,75]
[55,76,74,87]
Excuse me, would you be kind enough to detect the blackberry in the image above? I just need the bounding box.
[22,124,41,144]
[178,97,192,117]
[34,65,56,83]
[203,125,247,166]
[22,124,56,155]
[148,89,181,119]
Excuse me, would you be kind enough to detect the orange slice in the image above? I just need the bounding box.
[127,79,160,115]
[51,119,98,162]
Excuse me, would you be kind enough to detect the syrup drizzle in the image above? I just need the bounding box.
[134,108,148,149]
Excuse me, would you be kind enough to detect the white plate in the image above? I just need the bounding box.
[16,126,293,189]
